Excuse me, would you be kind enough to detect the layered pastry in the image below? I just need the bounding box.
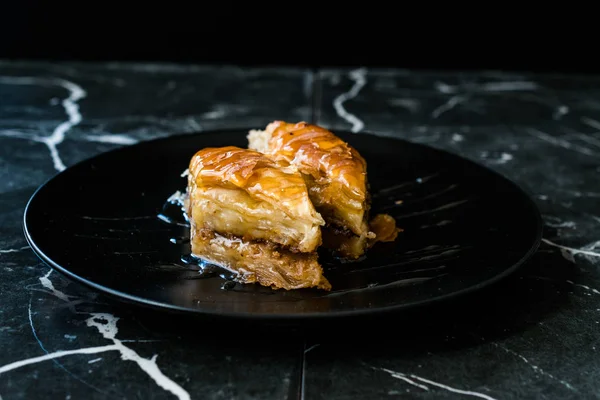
[186,146,331,291]
[248,121,399,259]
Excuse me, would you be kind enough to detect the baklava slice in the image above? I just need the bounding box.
[186,146,331,290]
[248,121,377,259]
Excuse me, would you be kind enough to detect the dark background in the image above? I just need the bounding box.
[1,4,597,74]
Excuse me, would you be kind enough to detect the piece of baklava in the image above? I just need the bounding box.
[186,146,331,290]
[248,121,372,258]
[248,121,400,259]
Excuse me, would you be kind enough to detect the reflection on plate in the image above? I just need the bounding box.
[24,130,542,320]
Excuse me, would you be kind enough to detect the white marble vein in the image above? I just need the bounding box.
[529,275,600,298]
[304,344,320,354]
[25,298,119,399]
[379,367,429,391]
[0,246,30,254]
[564,126,600,149]
[0,130,32,140]
[542,238,600,260]
[553,189,600,199]
[303,72,313,100]
[494,344,575,391]
[436,80,538,94]
[80,134,138,145]
[332,68,367,133]
[388,98,419,113]
[0,76,86,171]
[86,313,190,400]
[575,133,600,149]
[0,270,191,400]
[0,344,120,374]
[371,365,497,399]
[544,220,577,229]
[565,280,600,295]
[581,116,600,131]
[39,270,73,304]
[432,95,466,119]
[527,128,600,158]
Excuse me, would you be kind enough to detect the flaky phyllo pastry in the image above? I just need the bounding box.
[186,122,399,291]
[248,121,399,260]
[187,146,331,290]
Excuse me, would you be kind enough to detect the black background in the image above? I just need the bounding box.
[1,3,597,74]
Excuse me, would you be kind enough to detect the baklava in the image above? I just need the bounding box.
[248,121,398,259]
[186,146,331,290]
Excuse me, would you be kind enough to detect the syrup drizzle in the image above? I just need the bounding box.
[157,190,190,228]
[179,254,236,281]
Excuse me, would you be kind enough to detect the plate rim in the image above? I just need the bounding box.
[22,128,544,321]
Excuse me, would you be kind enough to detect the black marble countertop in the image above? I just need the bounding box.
[1,61,600,400]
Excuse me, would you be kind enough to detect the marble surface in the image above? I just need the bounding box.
[1,61,599,399]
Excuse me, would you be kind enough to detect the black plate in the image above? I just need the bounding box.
[24,129,542,321]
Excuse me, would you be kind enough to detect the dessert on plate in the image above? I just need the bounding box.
[184,122,399,291]
[186,146,331,290]
[248,121,398,259]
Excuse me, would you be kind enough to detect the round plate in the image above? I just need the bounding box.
[24,129,542,321]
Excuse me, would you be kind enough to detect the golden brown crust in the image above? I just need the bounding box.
[189,146,283,189]
[257,121,369,236]
[189,146,320,221]
[190,227,331,291]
